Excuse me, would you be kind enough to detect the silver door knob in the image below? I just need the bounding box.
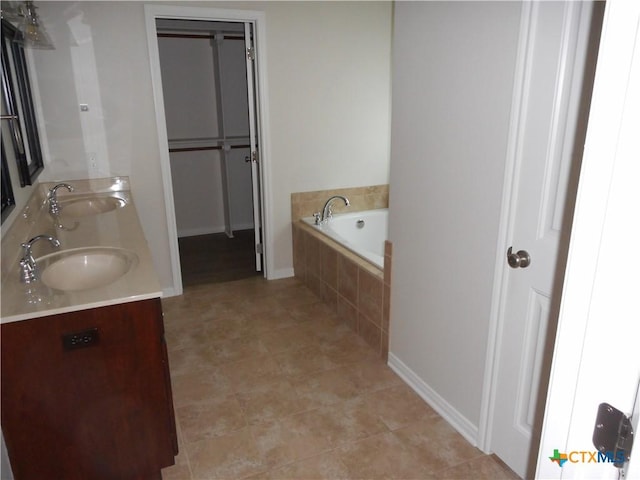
[507,247,531,268]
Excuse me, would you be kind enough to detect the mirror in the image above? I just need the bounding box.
[1,18,45,224]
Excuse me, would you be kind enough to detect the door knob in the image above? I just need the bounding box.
[507,247,531,269]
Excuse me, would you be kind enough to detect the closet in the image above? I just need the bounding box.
[156,19,262,283]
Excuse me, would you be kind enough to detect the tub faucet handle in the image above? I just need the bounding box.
[313,212,321,225]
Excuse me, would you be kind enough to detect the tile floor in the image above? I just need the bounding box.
[160,277,519,480]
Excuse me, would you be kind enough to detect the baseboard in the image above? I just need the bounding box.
[387,352,479,447]
[268,267,294,280]
[162,286,181,298]
[177,223,255,238]
[177,226,225,238]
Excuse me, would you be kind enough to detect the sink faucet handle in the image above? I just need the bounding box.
[313,212,321,225]
[48,183,74,215]
[19,235,61,284]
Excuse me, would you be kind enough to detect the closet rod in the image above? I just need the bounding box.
[169,144,250,153]
[157,33,245,40]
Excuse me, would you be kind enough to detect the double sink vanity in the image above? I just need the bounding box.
[1,177,177,479]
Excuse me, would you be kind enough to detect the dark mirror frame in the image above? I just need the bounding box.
[1,18,45,189]
[1,142,16,223]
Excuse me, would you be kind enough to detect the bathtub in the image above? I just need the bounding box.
[303,208,388,269]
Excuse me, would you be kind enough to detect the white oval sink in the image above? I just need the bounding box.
[38,247,138,292]
[60,196,126,217]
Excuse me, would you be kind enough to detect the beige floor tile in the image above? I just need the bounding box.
[259,323,321,354]
[201,312,253,343]
[247,451,350,480]
[287,300,337,322]
[171,368,232,407]
[273,345,339,377]
[218,354,286,394]
[176,394,246,443]
[165,277,510,480]
[208,334,269,365]
[236,378,313,424]
[244,310,307,335]
[321,335,384,366]
[437,454,521,479]
[292,399,388,448]
[249,418,331,470]
[272,410,336,457]
[167,343,217,377]
[236,296,288,316]
[344,360,404,394]
[290,366,363,408]
[188,428,266,480]
[160,448,192,480]
[336,431,432,480]
[393,417,484,473]
[356,384,440,431]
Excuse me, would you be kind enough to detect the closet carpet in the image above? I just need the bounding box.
[178,230,260,286]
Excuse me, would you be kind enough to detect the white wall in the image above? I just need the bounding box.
[24,1,392,286]
[388,2,522,434]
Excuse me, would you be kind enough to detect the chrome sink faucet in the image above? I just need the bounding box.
[316,195,350,224]
[47,183,74,215]
[19,235,60,284]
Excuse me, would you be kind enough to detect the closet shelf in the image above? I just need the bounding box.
[168,136,250,153]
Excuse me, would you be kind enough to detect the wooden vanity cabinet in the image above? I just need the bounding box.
[1,298,177,480]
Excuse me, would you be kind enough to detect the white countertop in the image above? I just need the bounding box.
[1,177,162,324]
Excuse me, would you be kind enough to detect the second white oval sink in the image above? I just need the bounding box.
[38,247,138,292]
[60,196,126,217]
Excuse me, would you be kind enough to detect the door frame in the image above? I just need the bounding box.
[535,0,640,476]
[144,5,272,296]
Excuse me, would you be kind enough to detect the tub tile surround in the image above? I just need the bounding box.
[291,185,391,360]
[290,184,389,222]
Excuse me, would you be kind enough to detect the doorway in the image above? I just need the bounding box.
[145,6,269,295]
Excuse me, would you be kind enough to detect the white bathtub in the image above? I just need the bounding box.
[303,208,388,269]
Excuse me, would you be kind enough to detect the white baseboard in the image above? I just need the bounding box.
[162,286,181,298]
[387,352,479,447]
[177,226,224,238]
[177,223,255,238]
[267,267,294,280]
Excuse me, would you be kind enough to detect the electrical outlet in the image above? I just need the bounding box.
[62,328,99,351]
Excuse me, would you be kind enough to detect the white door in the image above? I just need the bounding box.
[244,22,263,272]
[489,2,603,477]
[536,0,640,477]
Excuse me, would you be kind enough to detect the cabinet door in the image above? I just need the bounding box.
[1,299,177,480]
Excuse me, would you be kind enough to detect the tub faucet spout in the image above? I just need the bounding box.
[320,195,350,223]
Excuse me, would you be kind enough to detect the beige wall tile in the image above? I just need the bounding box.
[290,184,389,221]
[305,234,322,278]
[321,243,338,289]
[338,257,358,305]
[337,296,359,333]
[358,268,383,327]
[358,314,382,354]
